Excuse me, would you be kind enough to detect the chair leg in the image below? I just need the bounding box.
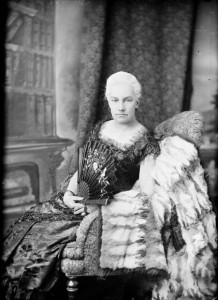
[66,276,79,300]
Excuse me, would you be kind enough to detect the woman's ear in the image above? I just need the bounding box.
[135,100,139,109]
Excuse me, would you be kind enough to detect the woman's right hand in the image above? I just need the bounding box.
[63,190,86,216]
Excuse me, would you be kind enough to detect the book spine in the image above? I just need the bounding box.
[16,51,27,87]
[44,95,53,135]
[23,15,32,48]
[34,54,42,88]
[7,11,19,27]
[36,95,45,135]
[26,94,36,135]
[48,57,54,89]
[18,93,27,137]
[7,17,23,42]
[18,51,28,87]
[41,56,47,89]
[32,18,40,50]
[47,57,51,89]
[10,93,27,137]
[27,52,34,88]
[46,22,53,52]
[40,21,46,51]
[35,0,45,14]
[12,51,20,86]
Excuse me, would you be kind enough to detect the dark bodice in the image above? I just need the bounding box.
[88,121,160,193]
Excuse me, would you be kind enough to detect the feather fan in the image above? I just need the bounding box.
[77,140,117,205]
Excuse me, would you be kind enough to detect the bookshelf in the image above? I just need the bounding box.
[5,0,55,139]
[4,0,74,230]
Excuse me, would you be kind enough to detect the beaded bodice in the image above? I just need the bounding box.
[87,121,160,193]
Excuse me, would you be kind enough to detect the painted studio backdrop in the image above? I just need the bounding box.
[3,0,218,230]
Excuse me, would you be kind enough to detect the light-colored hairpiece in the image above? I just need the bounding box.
[105,71,142,100]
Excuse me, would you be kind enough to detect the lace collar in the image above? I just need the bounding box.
[95,120,150,152]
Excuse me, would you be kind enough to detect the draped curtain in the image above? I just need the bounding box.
[70,0,197,173]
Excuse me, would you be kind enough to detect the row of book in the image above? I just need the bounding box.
[6,49,54,89]
[6,92,54,137]
[7,11,54,51]
[12,0,55,15]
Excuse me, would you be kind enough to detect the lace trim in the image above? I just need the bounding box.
[90,120,160,157]
[99,122,147,151]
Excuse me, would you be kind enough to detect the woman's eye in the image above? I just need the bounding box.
[112,99,118,102]
[126,98,132,102]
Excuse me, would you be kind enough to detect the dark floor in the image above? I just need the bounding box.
[48,275,124,300]
[1,273,153,300]
[75,276,124,300]
[49,274,153,300]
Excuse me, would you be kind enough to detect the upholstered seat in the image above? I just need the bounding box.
[61,209,125,299]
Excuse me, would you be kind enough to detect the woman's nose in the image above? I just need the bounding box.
[118,101,125,110]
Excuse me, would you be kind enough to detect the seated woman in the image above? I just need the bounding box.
[2,72,217,300]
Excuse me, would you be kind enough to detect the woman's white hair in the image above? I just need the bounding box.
[105,71,142,100]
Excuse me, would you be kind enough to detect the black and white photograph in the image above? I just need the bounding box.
[1,0,218,299]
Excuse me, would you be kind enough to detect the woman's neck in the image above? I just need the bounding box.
[99,119,146,147]
[112,119,139,130]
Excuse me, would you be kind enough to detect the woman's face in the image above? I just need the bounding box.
[107,83,138,124]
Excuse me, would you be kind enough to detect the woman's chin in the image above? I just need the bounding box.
[114,116,131,124]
